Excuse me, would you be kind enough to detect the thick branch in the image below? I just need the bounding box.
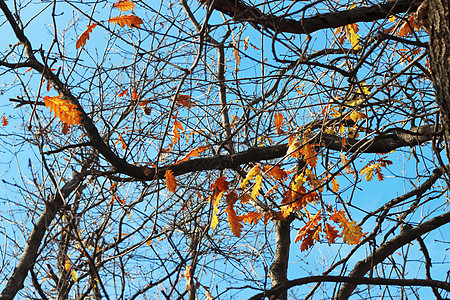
[209,0,422,34]
[0,173,85,300]
[249,275,450,300]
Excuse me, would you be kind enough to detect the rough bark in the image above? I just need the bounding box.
[428,0,450,142]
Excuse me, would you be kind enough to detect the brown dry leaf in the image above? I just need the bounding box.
[76,23,97,49]
[109,15,143,28]
[43,95,82,126]
[174,94,195,109]
[232,36,241,66]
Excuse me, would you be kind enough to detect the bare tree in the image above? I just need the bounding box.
[0,0,449,299]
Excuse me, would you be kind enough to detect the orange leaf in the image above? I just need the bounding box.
[1,116,8,127]
[331,177,339,192]
[76,23,97,49]
[46,81,51,91]
[239,211,262,225]
[165,169,176,192]
[113,0,135,12]
[109,15,143,28]
[225,191,243,237]
[174,94,195,109]
[330,209,365,245]
[274,112,284,134]
[115,133,127,149]
[232,36,241,65]
[172,112,183,143]
[397,15,420,37]
[265,165,287,181]
[325,223,340,243]
[176,145,210,163]
[299,224,321,251]
[300,142,318,168]
[132,88,139,100]
[295,210,321,243]
[43,95,82,126]
[118,89,128,97]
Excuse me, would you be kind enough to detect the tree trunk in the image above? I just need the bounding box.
[269,218,292,300]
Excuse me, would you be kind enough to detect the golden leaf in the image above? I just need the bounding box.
[109,15,143,28]
[240,164,261,188]
[114,0,135,12]
[331,177,339,192]
[225,191,243,237]
[71,270,78,282]
[43,95,82,126]
[165,169,176,192]
[172,112,183,144]
[232,36,241,66]
[76,23,97,49]
[330,209,365,245]
[251,174,263,199]
[64,258,71,272]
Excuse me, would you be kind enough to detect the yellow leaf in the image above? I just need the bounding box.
[349,111,367,123]
[76,23,97,49]
[71,270,78,282]
[240,164,261,188]
[251,174,263,199]
[109,15,143,28]
[114,0,135,12]
[347,23,360,50]
[165,169,176,192]
[44,95,82,126]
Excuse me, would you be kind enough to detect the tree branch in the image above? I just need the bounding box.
[335,210,450,299]
[248,275,450,300]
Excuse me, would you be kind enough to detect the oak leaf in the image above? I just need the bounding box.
[109,15,143,28]
[76,23,97,49]
[239,211,262,225]
[330,209,364,245]
[165,169,176,192]
[325,223,340,243]
[274,112,284,134]
[43,95,82,126]
[174,94,195,109]
[114,0,135,12]
[300,142,318,168]
[1,116,8,127]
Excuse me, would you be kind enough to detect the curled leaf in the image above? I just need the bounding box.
[165,169,176,192]
[76,23,97,49]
